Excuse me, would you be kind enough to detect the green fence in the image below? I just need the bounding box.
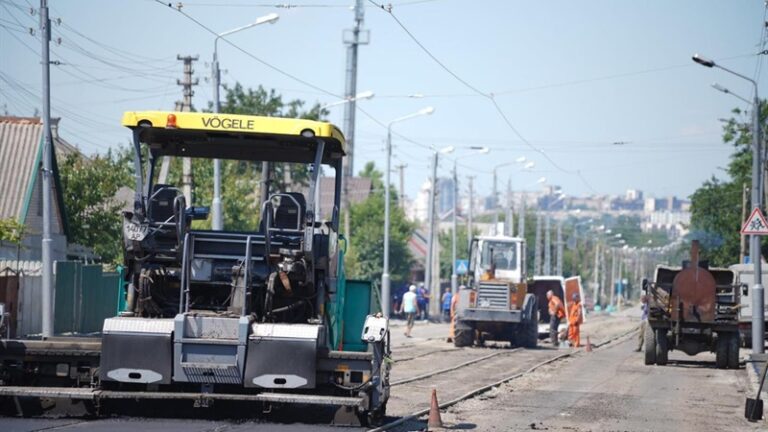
[54,261,121,334]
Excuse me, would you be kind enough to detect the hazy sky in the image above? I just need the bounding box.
[2,0,766,202]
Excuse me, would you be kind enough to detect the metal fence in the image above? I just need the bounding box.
[0,261,122,337]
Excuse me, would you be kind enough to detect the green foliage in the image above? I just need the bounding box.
[59,151,132,263]
[0,218,25,245]
[345,163,415,284]
[611,215,669,248]
[689,101,767,266]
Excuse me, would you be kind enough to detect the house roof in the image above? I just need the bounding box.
[0,116,76,235]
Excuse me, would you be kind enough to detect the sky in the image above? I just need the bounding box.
[1,0,767,204]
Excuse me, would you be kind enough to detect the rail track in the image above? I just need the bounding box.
[372,328,638,432]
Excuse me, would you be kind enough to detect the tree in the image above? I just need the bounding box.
[689,101,767,266]
[0,218,25,246]
[345,162,414,285]
[59,150,132,263]
[170,83,330,231]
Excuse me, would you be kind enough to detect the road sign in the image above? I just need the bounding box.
[455,259,469,275]
[741,207,768,235]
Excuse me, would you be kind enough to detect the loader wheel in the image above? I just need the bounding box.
[454,325,474,348]
[655,329,668,366]
[727,332,740,369]
[520,309,539,349]
[644,324,657,365]
[715,336,728,369]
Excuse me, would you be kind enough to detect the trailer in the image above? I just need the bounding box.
[644,241,740,369]
[0,111,389,425]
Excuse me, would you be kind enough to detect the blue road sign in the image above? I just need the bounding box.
[455,259,469,275]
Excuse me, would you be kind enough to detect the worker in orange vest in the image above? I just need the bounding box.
[547,290,566,347]
[568,293,584,348]
[447,285,465,343]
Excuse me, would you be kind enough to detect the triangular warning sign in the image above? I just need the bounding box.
[457,261,468,274]
[741,207,768,235]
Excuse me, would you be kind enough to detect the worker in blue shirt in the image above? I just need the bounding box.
[441,288,452,323]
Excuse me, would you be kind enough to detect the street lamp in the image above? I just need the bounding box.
[711,82,752,105]
[320,90,375,109]
[382,106,435,318]
[693,52,763,354]
[450,147,491,296]
[211,13,280,230]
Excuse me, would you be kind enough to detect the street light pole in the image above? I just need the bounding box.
[211,13,279,230]
[467,175,475,252]
[452,161,458,295]
[693,53,763,354]
[382,107,435,318]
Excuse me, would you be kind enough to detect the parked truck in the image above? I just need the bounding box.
[453,235,538,348]
[0,111,389,425]
[728,263,768,347]
[527,276,585,339]
[644,240,740,369]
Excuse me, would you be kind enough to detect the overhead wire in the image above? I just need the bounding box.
[151,0,442,158]
[365,0,597,193]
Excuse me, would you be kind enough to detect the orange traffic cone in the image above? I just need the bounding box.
[585,336,593,353]
[428,388,443,429]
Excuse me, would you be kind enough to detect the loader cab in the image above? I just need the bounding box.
[470,236,526,285]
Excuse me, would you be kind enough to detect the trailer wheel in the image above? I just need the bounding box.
[715,336,728,369]
[644,324,657,365]
[727,332,740,369]
[655,329,668,366]
[454,325,474,348]
[362,402,386,427]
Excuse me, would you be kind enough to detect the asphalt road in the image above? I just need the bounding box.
[434,336,762,432]
[5,312,754,432]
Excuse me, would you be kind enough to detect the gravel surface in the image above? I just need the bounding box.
[407,333,761,432]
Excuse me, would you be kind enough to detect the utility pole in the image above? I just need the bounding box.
[341,0,368,241]
[543,213,551,275]
[159,56,198,192]
[618,253,624,310]
[593,241,601,307]
[40,0,53,338]
[609,248,617,308]
[534,213,542,275]
[505,178,513,236]
[467,175,475,252]
[518,193,526,238]
[342,0,366,179]
[396,163,407,209]
[556,220,563,276]
[177,55,198,206]
[425,152,439,319]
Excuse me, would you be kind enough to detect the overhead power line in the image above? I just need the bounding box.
[366,0,597,192]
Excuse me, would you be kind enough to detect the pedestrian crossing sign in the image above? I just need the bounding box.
[455,259,469,275]
[741,207,768,235]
